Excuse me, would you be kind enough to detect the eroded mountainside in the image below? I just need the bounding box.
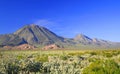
[0,24,120,48]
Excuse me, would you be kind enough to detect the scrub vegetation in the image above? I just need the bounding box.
[0,49,120,74]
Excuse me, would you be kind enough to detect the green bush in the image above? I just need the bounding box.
[83,60,120,74]
[35,55,48,62]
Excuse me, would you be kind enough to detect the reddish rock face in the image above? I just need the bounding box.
[42,44,62,50]
[3,44,36,50]
[15,44,36,50]
[3,46,13,49]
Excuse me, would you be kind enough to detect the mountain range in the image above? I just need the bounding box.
[0,24,120,49]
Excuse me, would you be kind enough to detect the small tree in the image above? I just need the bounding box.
[4,60,20,74]
[26,61,42,74]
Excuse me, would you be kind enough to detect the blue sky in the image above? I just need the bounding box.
[0,0,120,42]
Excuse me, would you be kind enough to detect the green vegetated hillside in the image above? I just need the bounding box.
[0,49,120,74]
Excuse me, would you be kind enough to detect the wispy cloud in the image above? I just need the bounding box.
[33,19,75,38]
[33,19,64,31]
[33,19,56,28]
[33,19,61,31]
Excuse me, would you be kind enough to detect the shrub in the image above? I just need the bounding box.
[83,60,120,74]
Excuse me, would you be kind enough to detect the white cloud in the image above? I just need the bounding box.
[33,19,62,33]
[33,19,72,38]
[33,19,64,31]
[33,19,55,27]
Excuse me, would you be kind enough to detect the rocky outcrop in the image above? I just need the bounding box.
[14,44,36,50]
[3,44,36,50]
[42,44,63,50]
[3,46,13,49]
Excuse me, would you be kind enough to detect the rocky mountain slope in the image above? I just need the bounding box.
[0,24,120,48]
[0,34,26,46]
[14,24,64,45]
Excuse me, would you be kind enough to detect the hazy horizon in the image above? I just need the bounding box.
[0,0,120,42]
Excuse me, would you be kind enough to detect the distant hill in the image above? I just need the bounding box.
[0,24,120,49]
[74,34,93,44]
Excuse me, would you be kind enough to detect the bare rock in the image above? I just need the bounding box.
[14,44,36,50]
[42,44,63,50]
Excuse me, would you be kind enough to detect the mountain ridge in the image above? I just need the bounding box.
[14,24,64,45]
[0,24,120,49]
